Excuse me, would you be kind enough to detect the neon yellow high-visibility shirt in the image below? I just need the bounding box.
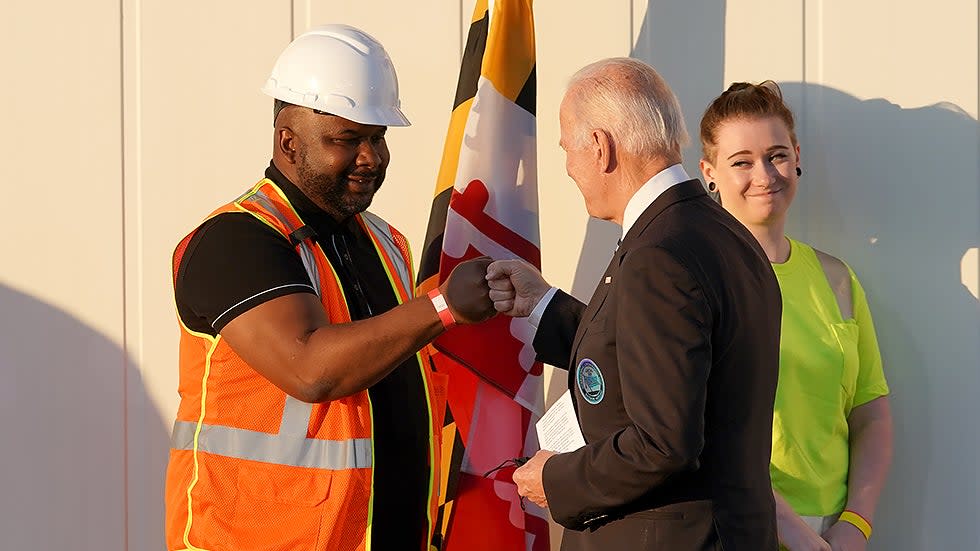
[770,238,890,516]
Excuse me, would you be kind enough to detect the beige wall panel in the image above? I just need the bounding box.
[805,0,978,118]
[722,0,804,106]
[0,1,126,550]
[796,1,978,548]
[125,2,292,548]
[0,5,125,332]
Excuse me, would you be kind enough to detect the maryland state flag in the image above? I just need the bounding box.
[416,1,548,550]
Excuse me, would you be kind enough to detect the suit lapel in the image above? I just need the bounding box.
[568,251,621,364]
[567,179,708,371]
[567,255,617,391]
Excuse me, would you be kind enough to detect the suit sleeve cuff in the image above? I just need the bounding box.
[527,287,559,330]
[543,451,599,530]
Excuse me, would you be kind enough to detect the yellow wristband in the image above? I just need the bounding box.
[839,510,872,540]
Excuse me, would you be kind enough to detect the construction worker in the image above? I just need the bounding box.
[164,24,495,551]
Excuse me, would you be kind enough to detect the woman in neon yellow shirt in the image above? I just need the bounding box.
[698,82,893,551]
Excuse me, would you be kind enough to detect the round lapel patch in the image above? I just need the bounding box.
[576,358,605,405]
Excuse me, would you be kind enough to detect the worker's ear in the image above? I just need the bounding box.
[276,126,299,164]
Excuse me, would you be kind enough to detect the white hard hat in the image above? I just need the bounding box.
[261,24,410,127]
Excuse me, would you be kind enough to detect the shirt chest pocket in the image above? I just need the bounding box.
[830,320,860,414]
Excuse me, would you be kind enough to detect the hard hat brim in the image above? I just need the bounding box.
[347,105,411,127]
[261,86,411,127]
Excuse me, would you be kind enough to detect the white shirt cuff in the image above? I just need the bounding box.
[527,287,559,329]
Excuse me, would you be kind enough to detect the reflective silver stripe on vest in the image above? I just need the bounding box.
[295,244,322,297]
[171,420,373,470]
[360,210,412,296]
[246,190,322,297]
[279,395,314,437]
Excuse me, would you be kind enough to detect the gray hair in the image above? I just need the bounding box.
[564,57,689,157]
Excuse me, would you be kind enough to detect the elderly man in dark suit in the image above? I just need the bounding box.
[486,58,781,550]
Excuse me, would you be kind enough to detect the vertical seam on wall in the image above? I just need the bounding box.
[801,0,807,83]
[120,0,145,545]
[801,0,807,133]
[801,0,808,238]
[118,0,129,548]
[629,0,634,54]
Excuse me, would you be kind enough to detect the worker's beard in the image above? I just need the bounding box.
[296,150,384,221]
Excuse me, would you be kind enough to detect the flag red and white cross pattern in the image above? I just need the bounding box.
[415,1,550,550]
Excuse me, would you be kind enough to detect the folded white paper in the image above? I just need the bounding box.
[535,389,586,453]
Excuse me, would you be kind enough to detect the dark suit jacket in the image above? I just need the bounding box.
[535,180,781,551]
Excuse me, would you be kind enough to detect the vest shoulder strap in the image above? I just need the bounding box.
[813,247,853,320]
[358,211,414,301]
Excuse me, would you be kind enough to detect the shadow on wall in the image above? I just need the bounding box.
[0,284,169,550]
[778,83,979,550]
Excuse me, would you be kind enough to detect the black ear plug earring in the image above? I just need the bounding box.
[708,181,717,192]
[796,167,802,177]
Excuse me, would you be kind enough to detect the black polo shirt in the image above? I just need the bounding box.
[175,163,431,548]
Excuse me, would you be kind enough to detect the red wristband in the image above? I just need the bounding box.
[427,288,456,329]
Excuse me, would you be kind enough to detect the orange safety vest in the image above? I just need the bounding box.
[165,179,447,551]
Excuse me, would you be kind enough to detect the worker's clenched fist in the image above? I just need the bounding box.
[440,257,496,325]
